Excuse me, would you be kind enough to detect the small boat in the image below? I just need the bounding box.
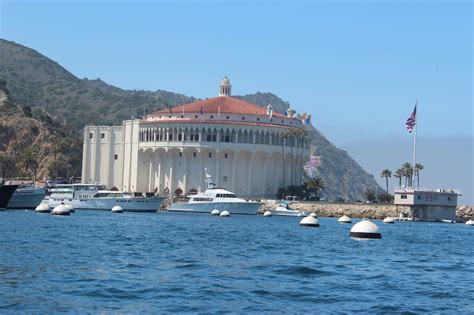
[465,219,474,226]
[168,169,261,215]
[43,183,166,212]
[271,202,307,217]
[383,217,396,224]
[441,219,456,224]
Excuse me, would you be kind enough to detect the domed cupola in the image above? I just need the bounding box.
[219,75,232,97]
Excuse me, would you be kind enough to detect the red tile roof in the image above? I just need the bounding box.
[152,96,286,118]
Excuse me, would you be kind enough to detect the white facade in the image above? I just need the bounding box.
[82,79,310,198]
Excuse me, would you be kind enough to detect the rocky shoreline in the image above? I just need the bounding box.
[261,202,474,222]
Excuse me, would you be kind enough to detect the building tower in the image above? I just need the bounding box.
[219,75,232,97]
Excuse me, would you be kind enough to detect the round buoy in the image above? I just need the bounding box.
[338,215,352,224]
[465,219,474,226]
[383,217,395,224]
[51,205,70,216]
[310,212,318,218]
[350,219,381,239]
[263,211,272,217]
[63,204,75,213]
[35,204,51,213]
[300,215,320,227]
[111,206,123,213]
[220,210,230,217]
[211,209,220,216]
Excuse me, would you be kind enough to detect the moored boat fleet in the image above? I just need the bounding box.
[1,176,473,225]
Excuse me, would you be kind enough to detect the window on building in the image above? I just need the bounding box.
[257,118,260,121]
[207,134,212,141]
[242,117,245,120]
[210,115,214,119]
[195,134,199,141]
[169,134,173,141]
[223,176,228,182]
[226,116,229,119]
[178,134,182,141]
[448,196,451,201]
[209,152,212,158]
[179,152,182,157]
[89,133,93,139]
[114,154,118,160]
[195,115,198,119]
[193,152,196,158]
[417,195,421,200]
[224,153,228,158]
[101,133,105,139]
[181,115,184,118]
[401,194,407,199]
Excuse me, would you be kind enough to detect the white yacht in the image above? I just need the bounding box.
[42,184,166,212]
[168,170,261,215]
[6,184,47,209]
[271,202,307,217]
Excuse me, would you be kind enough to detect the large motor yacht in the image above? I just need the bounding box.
[42,183,166,212]
[168,170,261,215]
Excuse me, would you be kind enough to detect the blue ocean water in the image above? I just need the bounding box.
[0,210,473,314]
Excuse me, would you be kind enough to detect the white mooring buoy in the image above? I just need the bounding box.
[338,215,352,224]
[263,211,272,217]
[51,205,70,216]
[350,219,381,239]
[111,205,123,213]
[211,209,220,216]
[465,219,474,226]
[220,210,230,217]
[300,215,320,227]
[35,204,50,213]
[383,217,395,224]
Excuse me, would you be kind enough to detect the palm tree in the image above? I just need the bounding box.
[306,176,325,200]
[401,162,413,187]
[50,138,65,180]
[415,163,424,189]
[0,152,15,179]
[394,169,403,187]
[380,169,392,193]
[20,147,39,181]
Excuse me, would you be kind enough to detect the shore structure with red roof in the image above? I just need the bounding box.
[82,77,310,198]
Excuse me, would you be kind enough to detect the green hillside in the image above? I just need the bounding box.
[0,38,382,200]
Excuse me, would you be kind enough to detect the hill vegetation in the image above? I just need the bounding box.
[0,38,382,199]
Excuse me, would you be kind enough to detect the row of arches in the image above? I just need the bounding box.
[138,125,308,148]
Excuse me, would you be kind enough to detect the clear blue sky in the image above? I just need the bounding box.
[1,0,472,201]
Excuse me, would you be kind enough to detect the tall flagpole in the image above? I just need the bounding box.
[412,101,418,188]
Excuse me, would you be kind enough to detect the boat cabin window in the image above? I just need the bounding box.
[216,193,236,198]
[192,197,213,202]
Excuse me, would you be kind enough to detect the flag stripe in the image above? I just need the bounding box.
[405,105,417,133]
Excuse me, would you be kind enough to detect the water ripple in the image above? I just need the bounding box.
[0,211,473,313]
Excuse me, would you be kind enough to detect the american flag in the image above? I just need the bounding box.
[405,104,417,133]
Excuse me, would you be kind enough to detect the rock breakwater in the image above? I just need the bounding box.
[261,202,473,221]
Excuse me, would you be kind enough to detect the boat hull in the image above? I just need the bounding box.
[46,197,166,212]
[7,189,47,209]
[168,202,261,215]
[0,185,19,209]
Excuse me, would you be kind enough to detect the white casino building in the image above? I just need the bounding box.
[82,77,310,198]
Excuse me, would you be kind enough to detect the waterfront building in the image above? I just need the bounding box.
[394,188,461,221]
[81,77,310,198]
